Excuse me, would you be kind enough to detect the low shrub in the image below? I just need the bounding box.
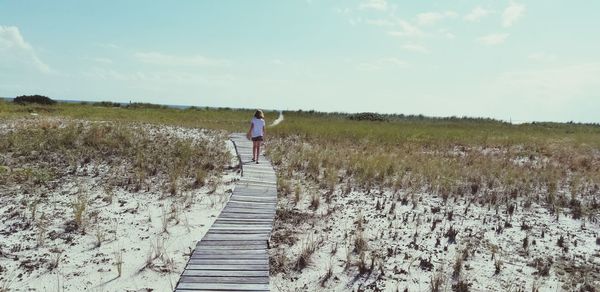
[14,95,56,105]
[93,101,121,107]
[347,112,387,122]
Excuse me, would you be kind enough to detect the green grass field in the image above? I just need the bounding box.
[2,99,599,216]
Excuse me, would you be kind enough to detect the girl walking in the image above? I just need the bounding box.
[248,110,266,163]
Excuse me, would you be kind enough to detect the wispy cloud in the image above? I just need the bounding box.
[0,25,52,73]
[502,2,525,27]
[387,21,424,38]
[85,67,235,86]
[365,19,395,27]
[415,11,457,26]
[96,42,120,49]
[401,43,429,53]
[528,52,557,62]
[269,59,284,65]
[90,57,114,64]
[490,63,600,104]
[134,52,231,67]
[464,7,491,22]
[359,0,388,11]
[439,29,456,39]
[356,57,405,71]
[478,33,509,45]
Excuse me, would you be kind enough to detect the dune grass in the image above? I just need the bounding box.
[267,111,600,219]
[2,99,600,216]
[0,100,255,132]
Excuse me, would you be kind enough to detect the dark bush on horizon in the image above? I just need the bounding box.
[348,112,388,122]
[94,101,122,107]
[14,95,57,105]
[125,102,168,109]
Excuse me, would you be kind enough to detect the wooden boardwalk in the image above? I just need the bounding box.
[175,133,277,292]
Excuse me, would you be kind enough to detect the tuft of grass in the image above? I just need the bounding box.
[494,259,503,275]
[194,169,207,188]
[430,270,445,292]
[161,206,169,233]
[35,213,49,247]
[445,226,459,244]
[293,184,302,205]
[48,250,62,271]
[452,281,471,292]
[294,236,319,271]
[320,259,334,287]
[354,229,368,254]
[94,229,106,248]
[530,257,552,277]
[114,250,124,277]
[270,251,288,275]
[309,192,320,210]
[452,253,463,280]
[72,193,88,230]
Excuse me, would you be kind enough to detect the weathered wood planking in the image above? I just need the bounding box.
[175,133,277,291]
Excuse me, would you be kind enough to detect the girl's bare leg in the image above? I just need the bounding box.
[256,142,261,162]
[252,141,257,161]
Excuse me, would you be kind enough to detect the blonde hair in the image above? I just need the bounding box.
[254,110,264,119]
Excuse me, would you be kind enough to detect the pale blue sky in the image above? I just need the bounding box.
[1,1,599,122]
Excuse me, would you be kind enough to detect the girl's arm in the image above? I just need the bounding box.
[262,125,266,137]
[247,122,254,138]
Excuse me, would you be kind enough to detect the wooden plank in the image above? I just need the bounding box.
[223,207,275,214]
[228,198,276,204]
[238,179,277,185]
[194,245,266,250]
[239,169,277,175]
[196,240,266,246]
[230,195,276,201]
[185,264,269,271]
[191,254,266,260]
[212,220,273,225]
[222,208,276,214]
[214,219,274,224]
[233,185,275,191]
[176,283,269,291]
[201,233,270,241]
[213,220,273,225]
[211,226,272,231]
[188,259,267,265]
[193,249,267,254]
[207,230,271,235]
[179,276,269,284]
[210,226,272,231]
[227,200,275,205]
[223,204,275,209]
[182,270,269,277]
[226,202,276,208]
[176,290,267,292]
[219,211,274,216]
[232,190,277,196]
[230,194,276,199]
[209,227,272,231]
[231,191,277,197]
[232,189,277,195]
[218,214,274,220]
[243,174,277,179]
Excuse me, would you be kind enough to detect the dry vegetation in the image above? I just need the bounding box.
[0,119,231,197]
[267,112,600,291]
[0,109,236,290]
[2,100,599,291]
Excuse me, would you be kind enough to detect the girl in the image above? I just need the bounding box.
[248,110,266,163]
